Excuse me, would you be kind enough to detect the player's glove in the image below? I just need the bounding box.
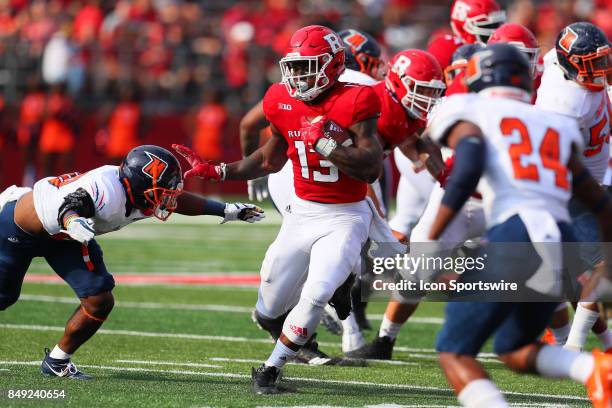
[247,176,269,202]
[172,144,225,181]
[64,217,96,245]
[221,203,265,224]
[299,116,338,157]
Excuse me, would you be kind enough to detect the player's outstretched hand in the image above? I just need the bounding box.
[221,203,265,224]
[248,176,269,202]
[172,144,223,181]
[64,217,95,245]
[299,115,326,150]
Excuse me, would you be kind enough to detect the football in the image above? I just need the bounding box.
[308,115,354,147]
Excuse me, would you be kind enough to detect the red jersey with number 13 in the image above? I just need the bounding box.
[263,82,380,203]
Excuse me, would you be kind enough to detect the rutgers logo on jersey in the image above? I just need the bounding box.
[558,27,578,53]
[323,33,343,54]
[142,151,168,182]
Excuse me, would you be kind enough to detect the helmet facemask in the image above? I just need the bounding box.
[564,45,611,91]
[400,75,446,121]
[356,52,387,80]
[509,42,540,79]
[463,10,506,43]
[444,59,468,85]
[280,53,333,101]
[144,182,183,221]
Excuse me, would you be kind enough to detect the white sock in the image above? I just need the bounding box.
[596,329,612,350]
[457,379,508,408]
[49,345,72,360]
[551,322,571,346]
[379,315,402,340]
[264,341,296,369]
[566,303,599,351]
[342,331,366,353]
[535,345,594,384]
[341,312,361,334]
[341,313,365,352]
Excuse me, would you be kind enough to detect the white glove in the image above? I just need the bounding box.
[247,176,269,202]
[221,203,265,224]
[64,217,96,244]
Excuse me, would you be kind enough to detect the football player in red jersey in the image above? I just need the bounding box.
[173,25,383,394]
[349,44,489,360]
[450,0,506,44]
[427,34,463,71]
[488,23,542,101]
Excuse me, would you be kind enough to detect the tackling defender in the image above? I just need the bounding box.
[0,145,263,379]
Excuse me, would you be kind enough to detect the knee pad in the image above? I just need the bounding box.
[253,309,289,341]
[282,298,325,346]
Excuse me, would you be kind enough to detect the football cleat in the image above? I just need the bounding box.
[586,349,612,408]
[293,334,337,365]
[251,364,283,395]
[321,304,343,336]
[40,348,92,380]
[345,336,396,360]
[291,335,367,366]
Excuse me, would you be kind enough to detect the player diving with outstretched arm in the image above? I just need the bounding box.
[0,144,264,379]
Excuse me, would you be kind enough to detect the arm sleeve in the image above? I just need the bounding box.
[440,136,486,211]
[351,86,381,124]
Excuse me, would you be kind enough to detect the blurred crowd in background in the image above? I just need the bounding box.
[0,0,610,190]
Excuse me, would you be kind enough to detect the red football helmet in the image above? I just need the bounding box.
[488,23,540,79]
[279,25,346,102]
[450,0,506,44]
[385,50,446,121]
[427,34,463,70]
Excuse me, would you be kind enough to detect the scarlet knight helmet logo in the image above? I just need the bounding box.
[142,151,169,182]
[558,27,578,53]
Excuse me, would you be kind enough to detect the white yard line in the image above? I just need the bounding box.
[208,357,418,367]
[0,360,588,402]
[114,359,222,369]
[0,323,496,362]
[18,294,445,325]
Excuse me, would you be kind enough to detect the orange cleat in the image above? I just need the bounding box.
[587,349,612,408]
[541,328,556,345]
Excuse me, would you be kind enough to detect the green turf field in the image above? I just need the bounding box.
[0,208,595,407]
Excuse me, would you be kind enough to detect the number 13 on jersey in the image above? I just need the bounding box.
[294,141,339,182]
